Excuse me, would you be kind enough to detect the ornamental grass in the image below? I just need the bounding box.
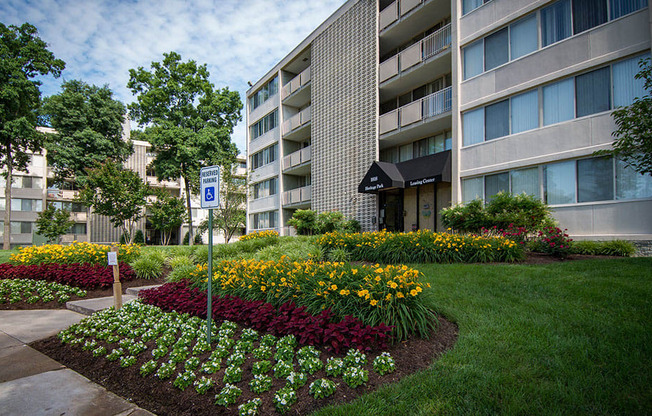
[316,230,524,264]
[10,241,140,266]
[187,258,434,341]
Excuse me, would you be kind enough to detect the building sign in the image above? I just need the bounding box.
[407,177,438,187]
[200,165,221,209]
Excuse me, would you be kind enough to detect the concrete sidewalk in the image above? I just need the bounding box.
[0,306,156,415]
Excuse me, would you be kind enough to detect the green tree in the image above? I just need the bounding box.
[0,22,65,249]
[148,190,187,245]
[77,160,150,243]
[35,203,75,244]
[198,162,246,243]
[603,57,652,176]
[127,51,242,245]
[41,79,133,183]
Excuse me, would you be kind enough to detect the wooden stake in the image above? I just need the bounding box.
[110,245,122,309]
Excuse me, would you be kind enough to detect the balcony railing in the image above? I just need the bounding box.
[282,146,311,171]
[379,23,451,83]
[282,185,311,206]
[281,67,311,100]
[379,0,423,31]
[379,86,452,135]
[282,106,311,136]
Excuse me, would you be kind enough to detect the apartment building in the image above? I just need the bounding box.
[247,0,652,240]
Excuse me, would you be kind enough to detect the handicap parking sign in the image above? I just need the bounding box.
[200,166,221,208]
[205,186,215,202]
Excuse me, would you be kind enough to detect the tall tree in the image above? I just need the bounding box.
[127,51,241,245]
[0,22,65,249]
[35,203,74,244]
[606,57,652,176]
[77,160,150,243]
[148,190,187,245]
[41,79,133,183]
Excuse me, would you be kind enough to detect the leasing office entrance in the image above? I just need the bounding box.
[359,151,451,232]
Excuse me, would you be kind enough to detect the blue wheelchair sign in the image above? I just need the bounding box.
[205,186,215,202]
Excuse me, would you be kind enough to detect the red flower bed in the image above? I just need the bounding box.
[0,262,136,290]
[139,282,393,353]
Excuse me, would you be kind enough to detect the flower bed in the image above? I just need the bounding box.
[56,301,399,414]
[10,241,140,266]
[239,230,279,241]
[0,278,87,304]
[140,282,392,352]
[182,258,433,341]
[317,230,524,264]
[0,262,136,290]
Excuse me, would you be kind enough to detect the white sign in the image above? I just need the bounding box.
[107,251,118,266]
[200,165,221,209]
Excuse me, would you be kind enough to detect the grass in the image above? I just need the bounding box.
[315,258,652,416]
[0,249,19,264]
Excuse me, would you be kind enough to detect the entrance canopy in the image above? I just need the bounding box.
[358,150,451,194]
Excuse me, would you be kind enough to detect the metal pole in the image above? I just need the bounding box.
[206,208,213,344]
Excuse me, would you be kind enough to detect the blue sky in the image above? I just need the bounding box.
[1,0,348,153]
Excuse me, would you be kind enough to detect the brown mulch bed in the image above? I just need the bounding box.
[0,277,166,310]
[31,317,458,416]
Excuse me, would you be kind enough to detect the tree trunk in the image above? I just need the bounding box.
[3,147,13,250]
[184,176,194,246]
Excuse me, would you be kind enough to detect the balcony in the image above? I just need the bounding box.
[71,212,87,222]
[282,146,311,175]
[282,67,311,108]
[282,185,311,208]
[379,0,423,32]
[379,86,452,142]
[282,106,311,141]
[379,23,451,84]
[47,189,80,199]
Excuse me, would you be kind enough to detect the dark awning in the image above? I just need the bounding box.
[358,150,451,194]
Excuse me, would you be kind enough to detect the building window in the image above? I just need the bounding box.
[10,221,32,234]
[510,167,540,199]
[253,177,277,199]
[542,78,575,126]
[250,110,278,140]
[462,0,493,15]
[462,177,484,202]
[613,55,648,107]
[463,40,484,80]
[575,67,611,118]
[544,160,576,204]
[616,158,652,199]
[484,28,509,71]
[484,99,509,140]
[250,144,277,170]
[463,108,484,146]
[540,0,573,47]
[10,198,43,212]
[399,143,413,162]
[511,90,539,134]
[510,15,538,60]
[577,157,613,202]
[572,0,608,35]
[68,223,87,235]
[250,76,278,110]
[484,172,509,201]
[611,0,648,19]
[252,211,277,229]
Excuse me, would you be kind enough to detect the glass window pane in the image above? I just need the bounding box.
[11,222,21,234]
[541,0,572,47]
[610,0,648,19]
[511,90,539,134]
[0,198,4,210]
[572,0,607,34]
[11,199,21,211]
[485,28,509,71]
[463,40,484,80]
[511,167,540,198]
[462,177,484,202]
[485,173,509,202]
[545,160,576,204]
[21,199,31,211]
[434,134,445,153]
[577,157,613,202]
[463,108,485,146]
[485,99,509,140]
[616,158,652,199]
[463,0,483,14]
[576,67,611,118]
[21,222,32,234]
[543,78,575,125]
[399,144,413,162]
[613,53,650,107]
[510,15,538,60]
[444,132,452,150]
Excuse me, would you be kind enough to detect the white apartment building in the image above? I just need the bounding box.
[246,0,652,241]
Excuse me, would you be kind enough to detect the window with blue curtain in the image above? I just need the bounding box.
[484,28,509,71]
[463,40,484,80]
[616,158,652,199]
[510,14,538,60]
[572,0,608,35]
[544,160,576,204]
[511,90,539,134]
[575,67,611,118]
[485,173,509,202]
[511,167,540,198]
[610,0,647,20]
[462,0,483,15]
[543,78,574,125]
[613,53,650,107]
[541,0,572,47]
[577,157,614,202]
[485,99,509,140]
[462,177,484,202]
[463,108,484,146]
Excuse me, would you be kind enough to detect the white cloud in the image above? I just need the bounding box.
[1,0,347,153]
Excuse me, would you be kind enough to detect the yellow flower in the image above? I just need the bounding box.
[351,269,358,275]
[357,289,369,298]
[339,289,350,296]
[388,281,398,289]
[374,276,381,282]
[261,286,267,292]
[330,284,337,291]
[397,292,405,298]
[370,299,378,306]
[385,293,392,301]
[410,289,418,296]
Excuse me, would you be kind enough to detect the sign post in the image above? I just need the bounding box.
[108,246,122,309]
[200,165,221,344]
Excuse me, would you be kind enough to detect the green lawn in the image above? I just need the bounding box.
[316,258,652,416]
[0,249,19,264]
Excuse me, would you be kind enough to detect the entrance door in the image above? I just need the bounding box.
[380,190,403,232]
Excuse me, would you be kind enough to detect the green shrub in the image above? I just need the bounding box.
[165,255,194,269]
[287,209,318,235]
[131,255,164,279]
[166,264,197,283]
[183,232,204,245]
[532,227,573,259]
[288,209,360,235]
[327,247,351,262]
[572,240,636,256]
[571,241,601,255]
[134,230,145,244]
[317,211,345,233]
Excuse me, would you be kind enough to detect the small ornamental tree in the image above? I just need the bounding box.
[35,203,75,243]
[149,190,187,245]
[77,161,150,243]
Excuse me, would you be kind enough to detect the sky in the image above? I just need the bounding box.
[1,0,348,154]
